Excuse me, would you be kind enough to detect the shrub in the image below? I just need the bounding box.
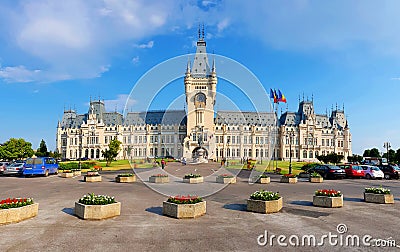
[78,193,115,205]
[283,174,297,178]
[184,173,202,179]
[0,198,34,209]
[310,172,322,178]
[117,173,134,177]
[167,195,203,204]
[315,189,342,197]
[259,174,270,178]
[250,190,280,201]
[365,186,391,194]
[217,174,234,178]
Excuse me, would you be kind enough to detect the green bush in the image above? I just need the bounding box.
[250,190,280,201]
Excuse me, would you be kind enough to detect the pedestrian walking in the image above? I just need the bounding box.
[161,158,166,169]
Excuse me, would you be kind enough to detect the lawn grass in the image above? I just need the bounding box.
[225,159,309,175]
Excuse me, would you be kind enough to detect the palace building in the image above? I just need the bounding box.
[56,34,352,162]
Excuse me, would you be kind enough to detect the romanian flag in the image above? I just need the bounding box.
[270,88,278,103]
[278,89,287,103]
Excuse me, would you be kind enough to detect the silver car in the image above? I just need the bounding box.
[3,163,24,175]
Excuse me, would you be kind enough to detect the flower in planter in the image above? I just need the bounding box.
[184,173,202,179]
[167,195,203,204]
[117,173,135,177]
[217,174,234,178]
[259,174,270,178]
[79,193,116,205]
[93,165,102,170]
[0,198,34,209]
[283,173,297,178]
[151,174,168,177]
[310,172,322,178]
[315,189,342,197]
[365,186,391,194]
[63,170,73,173]
[250,190,281,201]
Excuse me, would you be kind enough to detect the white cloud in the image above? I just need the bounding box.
[131,56,140,65]
[0,65,41,83]
[103,94,137,112]
[217,18,229,33]
[133,41,154,49]
[391,77,400,81]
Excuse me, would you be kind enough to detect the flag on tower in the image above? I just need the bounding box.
[270,88,278,103]
[278,89,287,103]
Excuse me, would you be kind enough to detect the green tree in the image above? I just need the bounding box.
[382,149,396,163]
[347,154,363,163]
[396,148,400,164]
[36,139,49,157]
[1,138,34,160]
[316,155,329,164]
[363,149,371,157]
[369,148,381,158]
[102,139,121,166]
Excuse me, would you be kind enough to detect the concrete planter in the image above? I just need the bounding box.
[162,201,206,219]
[216,176,236,184]
[247,198,283,214]
[313,195,343,208]
[183,177,204,184]
[73,170,81,176]
[0,203,39,225]
[84,175,102,182]
[116,176,136,183]
[149,176,169,183]
[59,172,74,178]
[280,177,297,184]
[310,177,323,183]
[257,177,271,184]
[74,202,121,220]
[364,193,394,204]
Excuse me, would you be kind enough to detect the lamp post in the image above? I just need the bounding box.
[78,128,82,170]
[288,129,295,175]
[384,142,391,163]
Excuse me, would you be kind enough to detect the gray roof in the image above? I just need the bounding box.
[191,39,211,78]
[215,111,275,126]
[124,110,187,126]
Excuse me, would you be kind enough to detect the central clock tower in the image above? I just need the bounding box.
[183,30,217,160]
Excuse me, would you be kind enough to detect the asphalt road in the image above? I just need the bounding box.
[0,163,399,252]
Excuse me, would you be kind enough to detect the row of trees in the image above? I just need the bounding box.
[363,147,400,164]
[0,138,59,161]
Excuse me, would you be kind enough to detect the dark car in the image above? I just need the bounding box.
[308,164,346,179]
[378,165,400,179]
[337,164,365,178]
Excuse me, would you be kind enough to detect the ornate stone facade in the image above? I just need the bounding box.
[56,35,351,162]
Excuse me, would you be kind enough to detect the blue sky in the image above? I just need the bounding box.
[0,0,400,155]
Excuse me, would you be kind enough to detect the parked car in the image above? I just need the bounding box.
[307,164,346,179]
[378,165,400,179]
[23,157,58,177]
[0,162,10,174]
[337,164,365,178]
[361,165,384,179]
[3,162,24,176]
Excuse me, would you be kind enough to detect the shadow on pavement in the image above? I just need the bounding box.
[290,200,313,206]
[62,207,75,217]
[223,203,247,212]
[343,197,363,202]
[395,198,400,201]
[145,206,163,216]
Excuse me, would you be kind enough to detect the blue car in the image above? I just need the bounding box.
[23,157,58,177]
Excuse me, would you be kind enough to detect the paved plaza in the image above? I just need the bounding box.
[0,162,399,251]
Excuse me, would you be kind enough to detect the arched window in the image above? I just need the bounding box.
[303,150,307,158]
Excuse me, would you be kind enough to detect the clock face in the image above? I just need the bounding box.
[196,93,206,103]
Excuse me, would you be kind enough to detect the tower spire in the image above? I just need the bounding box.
[202,23,205,39]
[198,24,201,40]
[186,56,191,73]
[211,56,216,73]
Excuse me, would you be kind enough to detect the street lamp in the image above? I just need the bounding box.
[384,142,391,163]
[78,128,82,170]
[288,129,295,175]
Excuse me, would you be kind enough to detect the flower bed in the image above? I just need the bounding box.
[72,169,81,176]
[183,174,203,184]
[163,195,206,218]
[84,170,102,182]
[313,189,343,208]
[364,187,394,204]
[115,173,136,183]
[310,172,323,183]
[75,193,120,220]
[280,174,297,183]
[149,174,169,183]
[247,190,282,214]
[216,174,236,184]
[0,198,38,224]
[256,174,270,184]
[59,170,74,178]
